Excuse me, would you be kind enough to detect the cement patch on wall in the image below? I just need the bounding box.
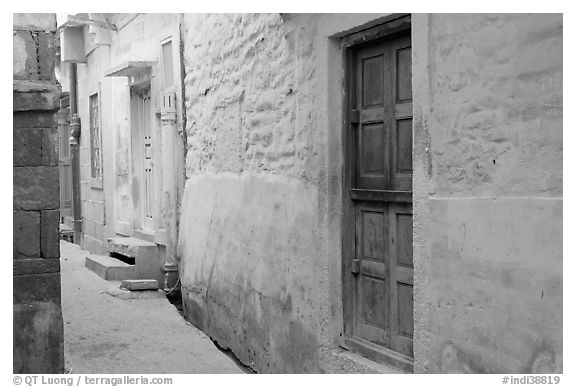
[178,172,323,372]
[419,197,562,373]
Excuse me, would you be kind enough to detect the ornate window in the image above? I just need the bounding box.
[89,93,102,180]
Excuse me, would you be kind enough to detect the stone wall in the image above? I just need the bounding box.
[412,14,562,373]
[13,13,64,373]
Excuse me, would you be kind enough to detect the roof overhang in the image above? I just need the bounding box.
[104,61,157,78]
[56,14,117,37]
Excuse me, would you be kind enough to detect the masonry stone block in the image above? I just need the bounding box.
[13,273,62,304]
[41,127,59,166]
[13,12,63,375]
[13,301,64,374]
[41,210,60,258]
[13,13,57,32]
[13,31,56,81]
[13,127,42,166]
[13,210,40,259]
[37,32,56,81]
[14,111,58,128]
[13,31,38,80]
[13,88,60,112]
[121,279,159,291]
[14,166,59,210]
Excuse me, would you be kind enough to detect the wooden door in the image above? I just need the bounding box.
[58,105,72,222]
[345,31,413,359]
[132,85,154,232]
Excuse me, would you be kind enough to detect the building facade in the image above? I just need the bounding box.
[61,13,563,373]
[59,13,185,287]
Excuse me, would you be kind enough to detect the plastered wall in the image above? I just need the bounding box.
[412,13,562,373]
[76,44,109,254]
[178,13,562,374]
[178,13,392,373]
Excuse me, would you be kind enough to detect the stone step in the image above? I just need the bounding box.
[106,236,156,259]
[106,236,162,284]
[120,279,159,291]
[59,223,73,233]
[85,254,135,281]
[106,285,165,300]
[59,223,74,243]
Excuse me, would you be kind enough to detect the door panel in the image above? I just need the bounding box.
[362,55,384,106]
[355,203,390,347]
[396,46,412,102]
[346,31,413,359]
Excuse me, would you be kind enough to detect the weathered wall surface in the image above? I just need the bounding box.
[179,13,562,374]
[72,13,185,269]
[13,13,64,373]
[76,43,109,254]
[105,13,184,244]
[412,14,562,373]
[179,13,392,373]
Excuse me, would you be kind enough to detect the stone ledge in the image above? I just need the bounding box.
[13,258,60,276]
[13,79,60,93]
[13,80,60,112]
[85,254,136,281]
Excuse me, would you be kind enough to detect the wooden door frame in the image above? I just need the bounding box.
[341,14,414,372]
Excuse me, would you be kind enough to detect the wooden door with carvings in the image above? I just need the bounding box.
[344,29,414,363]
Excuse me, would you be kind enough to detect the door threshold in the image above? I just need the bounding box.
[344,336,414,373]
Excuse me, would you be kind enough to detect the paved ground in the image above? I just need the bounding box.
[61,240,243,374]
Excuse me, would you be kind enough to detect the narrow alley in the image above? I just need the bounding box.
[14,13,563,375]
[60,240,243,374]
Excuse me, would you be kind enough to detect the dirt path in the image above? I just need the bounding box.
[60,240,243,374]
